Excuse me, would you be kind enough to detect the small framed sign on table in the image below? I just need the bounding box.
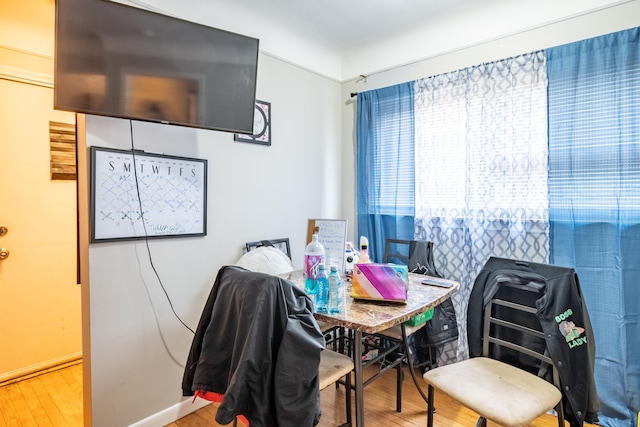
[306,218,347,274]
[234,99,271,146]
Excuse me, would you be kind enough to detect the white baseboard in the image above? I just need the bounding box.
[0,352,83,384]
[129,398,211,427]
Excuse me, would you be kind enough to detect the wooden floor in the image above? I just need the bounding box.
[169,363,579,427]
[0,362,591,427]
[0,362,83,427]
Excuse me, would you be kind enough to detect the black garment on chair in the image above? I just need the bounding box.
[182,266,325,427]
[467,257,599,427]
[406,241,458,367]
[407,240,441,276]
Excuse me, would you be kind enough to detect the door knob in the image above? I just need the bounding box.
[0,248,9,260]
[0,226,7,236]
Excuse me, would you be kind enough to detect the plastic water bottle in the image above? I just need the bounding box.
[328,265,342,314]
[315,264,328,313]
[304,233,325,299]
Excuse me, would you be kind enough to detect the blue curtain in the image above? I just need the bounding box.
[356,83,415,262]
[548,27,640,427]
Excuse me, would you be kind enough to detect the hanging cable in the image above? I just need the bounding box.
[129,121,195,335]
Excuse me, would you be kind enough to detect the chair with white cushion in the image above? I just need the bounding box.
[237,238,334,336]
[236,239,353,425]
[422,279,564,427]
[371,239,454,410]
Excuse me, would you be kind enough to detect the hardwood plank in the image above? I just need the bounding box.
[58,364,83,405]
[0,385,21,427]
[27,375,68,426]
[0,394,7,427]
[4,379,42,427]
[16,380,53,427]
[39,370,82,425]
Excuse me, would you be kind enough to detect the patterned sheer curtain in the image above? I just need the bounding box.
[413,51,549,361]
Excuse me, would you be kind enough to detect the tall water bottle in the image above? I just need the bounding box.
[315,264,328,313]
[304,233,325,299]
[328,265,342,314]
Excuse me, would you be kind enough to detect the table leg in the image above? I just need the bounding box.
[353,329,364,427]
[401,324,430,405]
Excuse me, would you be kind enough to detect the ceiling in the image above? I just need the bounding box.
[123,0,629,81]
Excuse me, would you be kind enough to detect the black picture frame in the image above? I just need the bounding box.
[90,146,207,242]
[234,100,271,146]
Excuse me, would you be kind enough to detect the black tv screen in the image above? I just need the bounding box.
[54,0,259,134]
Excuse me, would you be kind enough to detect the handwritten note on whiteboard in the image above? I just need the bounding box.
[307,219,347,274]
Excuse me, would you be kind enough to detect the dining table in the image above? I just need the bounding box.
[279,269,459,427]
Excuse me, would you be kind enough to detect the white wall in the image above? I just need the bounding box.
[340,0,640,235]
[80,52,342,426]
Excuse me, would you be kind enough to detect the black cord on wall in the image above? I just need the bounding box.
[128,120,195,335]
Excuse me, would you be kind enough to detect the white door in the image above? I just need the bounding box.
[0,77,82,381]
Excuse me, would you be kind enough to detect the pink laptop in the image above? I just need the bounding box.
[350,263,408,303]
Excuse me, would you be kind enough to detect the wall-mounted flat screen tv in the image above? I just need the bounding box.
[54,0,259,134]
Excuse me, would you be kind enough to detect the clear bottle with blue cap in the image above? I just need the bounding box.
[315,263,328,313]
[328,265,342,314]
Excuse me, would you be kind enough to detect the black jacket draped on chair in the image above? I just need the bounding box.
[467,257,599,427]
[182,266,325,426]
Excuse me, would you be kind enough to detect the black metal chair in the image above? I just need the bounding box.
[244,237,291,258]
[371,239,454,410]
[238,240,353,425]
[423,268,565,427]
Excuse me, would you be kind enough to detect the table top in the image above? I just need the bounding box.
[279,270,459,333]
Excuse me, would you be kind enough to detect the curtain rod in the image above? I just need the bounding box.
[350,75,366,98]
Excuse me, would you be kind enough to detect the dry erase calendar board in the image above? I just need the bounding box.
[306,219,347,274]
[90,146,207,242]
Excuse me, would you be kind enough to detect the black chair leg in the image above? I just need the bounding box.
[396,360,402,412]
[556,401,565,427]
[338,371,353,427]
[345,371,352,426]
[427,384,435,427]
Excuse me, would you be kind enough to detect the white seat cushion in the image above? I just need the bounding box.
[319,349,354,390]
[235,246,295,275]
[423,357,562,426]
